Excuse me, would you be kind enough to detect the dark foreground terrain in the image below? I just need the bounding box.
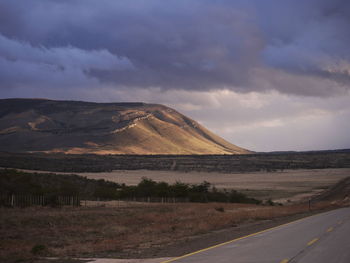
[1,200,347,263]
[0,169,259,205]
[1,171,349,263]
[1,150,350,173]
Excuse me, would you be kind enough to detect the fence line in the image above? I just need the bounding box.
[0,193,80,207]
[119,196,189,203]
[81,197,190,208]
[0,193,190,208]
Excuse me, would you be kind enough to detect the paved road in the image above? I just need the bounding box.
[161,207,350,263]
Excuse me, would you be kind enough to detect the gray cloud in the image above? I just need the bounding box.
[257,0,350,92]
[1,0,349,96]
[0,33,133,90]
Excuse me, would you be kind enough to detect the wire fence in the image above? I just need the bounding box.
[0,193,80,207]
[0,193,189,208]
[81,196,190,207]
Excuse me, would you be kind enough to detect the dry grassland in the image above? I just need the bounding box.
[0,201,342,262]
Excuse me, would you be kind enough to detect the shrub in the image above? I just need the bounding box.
[31,244,47,255]
[215,207,225,212]
[266,199,275,206]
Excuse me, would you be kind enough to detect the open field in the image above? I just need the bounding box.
[71,168,350,202]
[10,168,350,202]
[2,150,350,202]
[0,201,346,263]
[2,158,350,262]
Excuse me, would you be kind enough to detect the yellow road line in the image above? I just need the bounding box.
[280,259,289,263]
[160,214,321,263]
[307,238,319,246]
[327,227,333,232]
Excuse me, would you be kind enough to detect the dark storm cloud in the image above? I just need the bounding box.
[0,33,133,91]
[0,0,350,96]
[259,0,350,83]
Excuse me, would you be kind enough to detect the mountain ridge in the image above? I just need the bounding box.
[0,98,251,155]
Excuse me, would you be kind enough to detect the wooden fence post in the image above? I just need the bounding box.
[11,194,14,207]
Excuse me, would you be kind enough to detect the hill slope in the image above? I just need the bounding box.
[0,99,250,155]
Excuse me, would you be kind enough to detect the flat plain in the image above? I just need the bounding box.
[2,166,350,262]
[72,168,350,202]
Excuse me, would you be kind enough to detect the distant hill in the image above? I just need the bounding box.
[0,99,250,155]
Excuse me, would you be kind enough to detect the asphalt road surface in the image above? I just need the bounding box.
[161,207,350,263]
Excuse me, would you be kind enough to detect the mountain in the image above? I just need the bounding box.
[0,98,250,155]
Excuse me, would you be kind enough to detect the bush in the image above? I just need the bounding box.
[31,244,47,255]
[0,169,121,200]
[215,207,225,212]
[266,199,275,206]
[117,177,260,204]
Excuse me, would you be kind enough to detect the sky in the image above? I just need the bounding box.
[1,0,350,152]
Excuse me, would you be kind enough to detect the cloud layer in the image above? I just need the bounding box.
[1,0,350,96]
[1,0,350,151]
